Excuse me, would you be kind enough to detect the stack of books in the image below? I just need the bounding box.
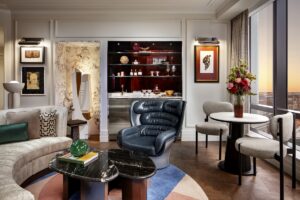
[58,151,98,166]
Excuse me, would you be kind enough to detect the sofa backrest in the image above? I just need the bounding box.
[0,106,68,137]
[130,100,186,138]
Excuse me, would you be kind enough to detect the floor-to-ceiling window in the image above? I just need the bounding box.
[250,0,300,148]
[250,2,274,135]
[288,0,300,148]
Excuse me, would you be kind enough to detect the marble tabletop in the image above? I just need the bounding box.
[108,149,156,180]
[210,112,269,124]
[49,149,156,182]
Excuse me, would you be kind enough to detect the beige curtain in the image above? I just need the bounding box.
[231,10,249,66]
[230,10,250,133]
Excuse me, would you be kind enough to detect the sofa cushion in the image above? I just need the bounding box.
[0,123,28,144]
[6,109,41,139]
[40,110,57,137]
[0,137,72,173]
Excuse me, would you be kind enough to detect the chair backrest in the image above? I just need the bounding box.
[130,100,186,138]
[270,112,294,142]
[203,101,233,116]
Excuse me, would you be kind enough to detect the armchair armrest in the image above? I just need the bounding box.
[117,126,140,147]
[155,128,176,153]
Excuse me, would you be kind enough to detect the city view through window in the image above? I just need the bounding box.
[250,1,300,148]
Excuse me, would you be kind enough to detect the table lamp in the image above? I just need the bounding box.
[3,81,24,108]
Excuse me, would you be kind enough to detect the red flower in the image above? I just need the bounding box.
[230,86,238,94]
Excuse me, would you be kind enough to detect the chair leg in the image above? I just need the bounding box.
[292,146,296,188]
[280,154,284,200]
[219,130,222,160]
[238,144,242,185]
[205,134,208,148]
[253,157,256,176]
[195,131,198,154]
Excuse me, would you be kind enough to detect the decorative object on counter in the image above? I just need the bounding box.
[120,55,129,64]
[117,72,120,76]
[21,66,45,95]
[165,90,174,96]
[140,46,150,52]
[171,65,176,76]
[194,45,219,83]
[227,61,256,118]
[130,69,133,76]
[150,71,154,76]
[165,62,171,76]
[134,69,138,76]
[156,71,160,76]
[138,69,143,76]
[3,81,25,108]
[153,85,160,94]
[120,71,125,76]
[70,139,89,157]
[20,46,45,64]
[147,89,152,95]
[132,42,140,51]
[132,59,139,65]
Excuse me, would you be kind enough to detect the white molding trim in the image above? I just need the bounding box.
[100,129,109,142]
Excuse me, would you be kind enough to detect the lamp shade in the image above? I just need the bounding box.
[3,81,24,93]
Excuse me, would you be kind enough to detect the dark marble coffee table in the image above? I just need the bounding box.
[49,151,118,200]
[108,149,156,200]
[49,149,156,200]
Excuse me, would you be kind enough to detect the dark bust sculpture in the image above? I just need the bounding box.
[117,99,186,169]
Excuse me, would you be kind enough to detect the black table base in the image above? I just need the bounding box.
[218,122,251,174]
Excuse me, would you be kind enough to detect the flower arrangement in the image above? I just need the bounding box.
[227,62,256,96]
[227,62,256,117]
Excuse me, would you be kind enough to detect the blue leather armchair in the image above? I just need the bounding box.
[117,99,186,169]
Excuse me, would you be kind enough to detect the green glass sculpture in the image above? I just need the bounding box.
[70,139,89,157]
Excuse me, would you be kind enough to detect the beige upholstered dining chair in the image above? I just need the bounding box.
[195,101,233,160]
[235,112,297,200]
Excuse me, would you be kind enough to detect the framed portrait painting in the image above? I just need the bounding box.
[21,67,45,95]
[194,45,219,82]
[20,46,45,64]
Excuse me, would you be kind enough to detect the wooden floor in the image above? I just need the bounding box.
[88,141,300,200]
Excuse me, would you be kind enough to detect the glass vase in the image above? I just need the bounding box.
[233,95,245,118]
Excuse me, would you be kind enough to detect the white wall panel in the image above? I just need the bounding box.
[55,20,182,38]
[16,20,51,107]
[183,20,229,140]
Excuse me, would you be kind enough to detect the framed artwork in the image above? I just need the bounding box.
[20,46,45,64]
[21,67,45,95]
[194,45,219,82]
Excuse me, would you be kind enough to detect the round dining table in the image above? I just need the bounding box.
[210,112,269,174]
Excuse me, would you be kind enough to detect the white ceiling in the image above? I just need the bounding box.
[0,0,235,14]
[0,0,264,19]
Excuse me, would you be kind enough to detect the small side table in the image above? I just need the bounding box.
[67,119,87,141]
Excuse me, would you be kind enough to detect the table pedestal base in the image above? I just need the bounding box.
[218,122,251,174]
[63,175,108,200]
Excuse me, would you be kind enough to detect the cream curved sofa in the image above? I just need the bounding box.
[0,106,73,200]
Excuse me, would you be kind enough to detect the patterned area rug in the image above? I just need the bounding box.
[25,165,208,200]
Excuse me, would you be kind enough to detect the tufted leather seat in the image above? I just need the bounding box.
[117,100,186,169]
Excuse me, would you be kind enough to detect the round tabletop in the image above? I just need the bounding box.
[49,149,156,182]
[209,112,269,124]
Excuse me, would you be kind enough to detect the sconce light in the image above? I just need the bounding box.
[18,37,44,45]
[196,37,220,44]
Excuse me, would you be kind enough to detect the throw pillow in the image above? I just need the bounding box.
[0,123,28,144]
[40,110,57,137]
[6,109,41,139]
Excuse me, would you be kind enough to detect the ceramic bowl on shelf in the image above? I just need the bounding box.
[165,90,174,96]
[120,55,129,64]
